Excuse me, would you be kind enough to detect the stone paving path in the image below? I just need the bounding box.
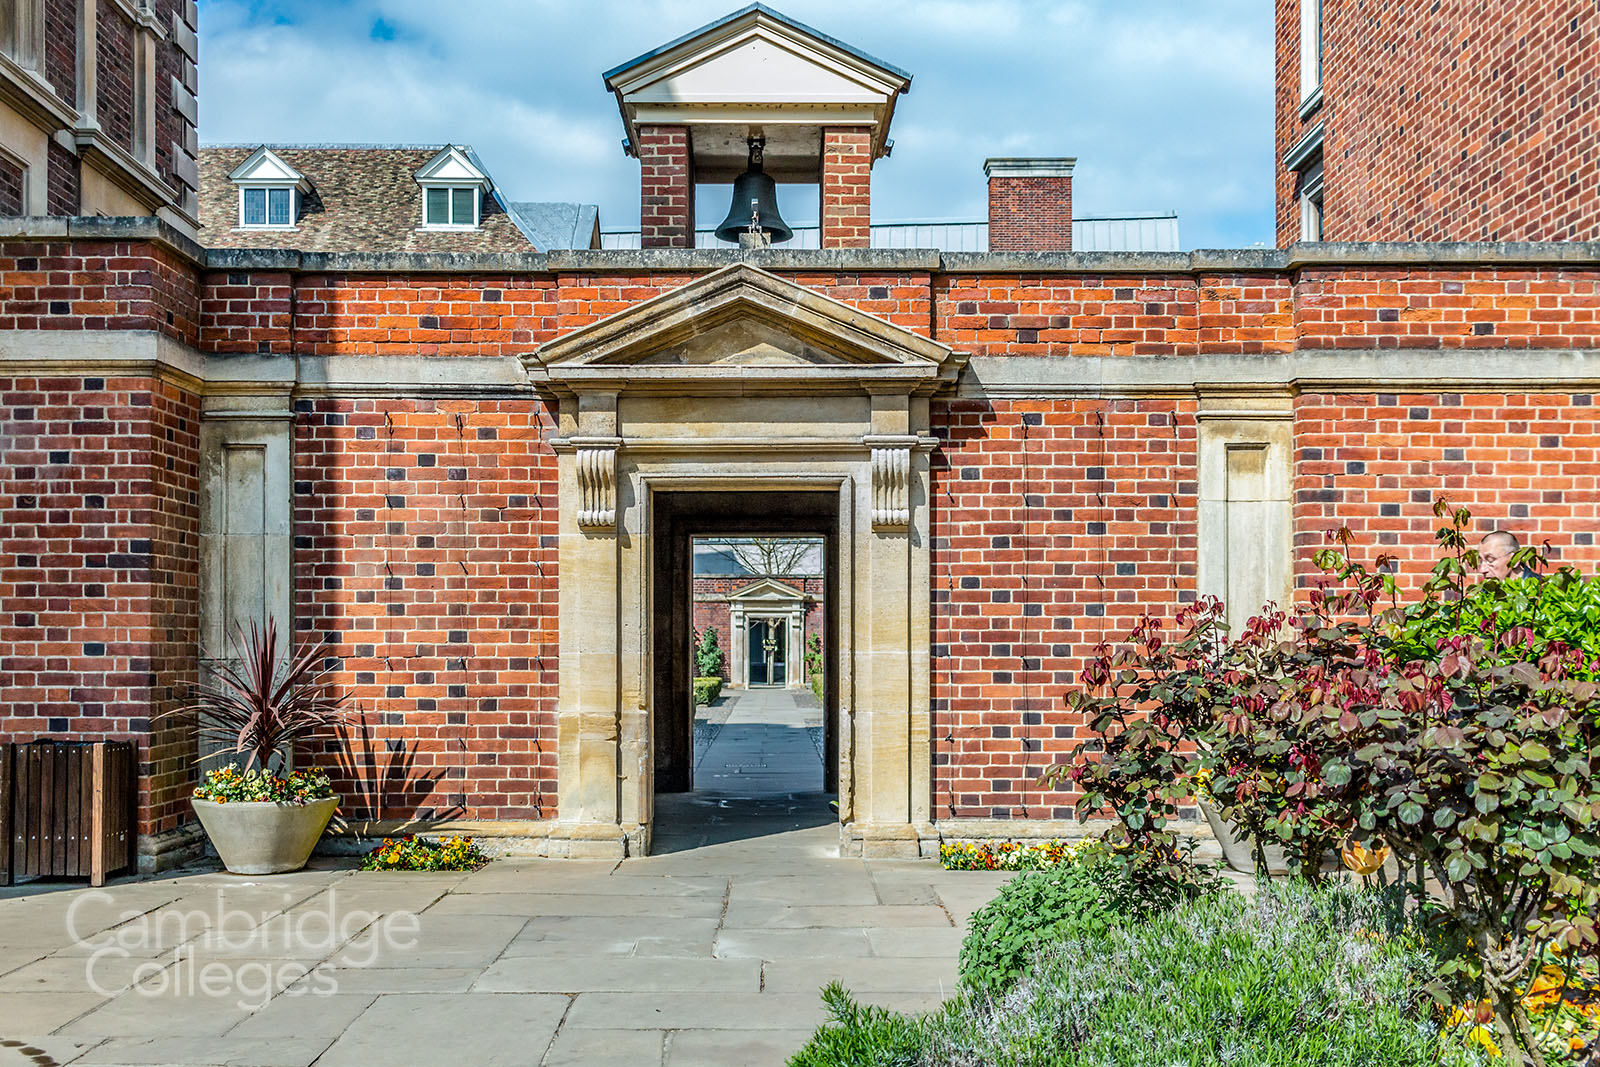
[0,708,1009,1067]
[693,687,824,795]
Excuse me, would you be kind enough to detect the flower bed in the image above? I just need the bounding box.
[192,764,334,804]
[359,834,488,872]
[939,838,1097,871]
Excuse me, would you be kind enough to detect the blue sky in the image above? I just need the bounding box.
[195,1,1276,249]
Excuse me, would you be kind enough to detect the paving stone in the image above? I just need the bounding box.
[540,1028,665,1067]
[72,1036,334,1066]
[424,892,723,919]
[333,913,526,969]
[864,925,967,957]
[56,987,257,1039]
[473,956,760,994]
[224,991,376,1040]
[720,902,953,929]
[759,956,959,995]
[288,966,481,994]
[501,916,720,958]
[0,1038,103,1067]
[664,1028,820,1067]
[726,874,878,907]
[0,991,108,1034]
[0,953,154,995]
[563,991,825,1031]
[713,927,873,959]
[313,992,569,1067]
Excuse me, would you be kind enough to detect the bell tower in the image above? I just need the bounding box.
[603,5,912,249]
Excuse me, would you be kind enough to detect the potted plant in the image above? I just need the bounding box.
[1192,768,1288,876]
[173,619,349,874]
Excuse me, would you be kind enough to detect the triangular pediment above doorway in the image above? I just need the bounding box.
[725,576,810,603]
[524,264,965,397]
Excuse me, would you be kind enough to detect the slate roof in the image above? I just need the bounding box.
[509,202,601,251]
[197,144,538,253]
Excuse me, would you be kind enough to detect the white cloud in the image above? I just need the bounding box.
[195,0,1275,247]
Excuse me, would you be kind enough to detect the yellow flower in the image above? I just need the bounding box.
[1465,1026,1500,1055]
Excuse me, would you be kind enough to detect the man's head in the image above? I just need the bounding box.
[1478,530,1520,580]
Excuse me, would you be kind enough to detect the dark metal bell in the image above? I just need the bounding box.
[714,138,793,244]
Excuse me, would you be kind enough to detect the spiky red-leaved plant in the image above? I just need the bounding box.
[171,618,349,771]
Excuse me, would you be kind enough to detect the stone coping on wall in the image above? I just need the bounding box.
[4,216,1597,275]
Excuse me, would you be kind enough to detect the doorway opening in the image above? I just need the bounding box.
[652,491,838,850]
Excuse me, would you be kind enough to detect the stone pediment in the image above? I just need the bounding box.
[603,5,912,174]
[525,264,964,398]
[725,577,810,604]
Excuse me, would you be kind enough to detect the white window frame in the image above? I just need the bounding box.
[1299,0,1323,102]
[1299,161,1324,242]
[237,184,298,230]
[420,184,481,231]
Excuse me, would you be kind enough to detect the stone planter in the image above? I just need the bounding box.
[1198,798,1288,876]
[191,796,338,875]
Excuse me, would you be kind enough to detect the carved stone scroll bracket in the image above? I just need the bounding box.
[865,435,916,531]
[573,437,622,531]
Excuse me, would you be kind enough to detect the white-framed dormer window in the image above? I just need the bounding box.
[423,185,479,229]
[227,146,308,231]
[240,186,295,228]
[415,146,491,232]
[1300,0,1323,102]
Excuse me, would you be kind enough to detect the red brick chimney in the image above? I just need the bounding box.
[985,158,1076,252]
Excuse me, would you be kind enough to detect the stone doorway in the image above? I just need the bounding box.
[525,264,966,857]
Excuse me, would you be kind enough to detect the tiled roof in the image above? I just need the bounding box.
[197,145,537,253]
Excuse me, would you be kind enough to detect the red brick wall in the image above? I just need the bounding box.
[46,140,79,217]
[637,125,694,250]
[1277,0,1600,245]
[0,156,22,217]
[935,272,1296,357]
[96,5,136,156]
[43,0,77,111]
[988,174,1073,252]
[1293,391,1600,586]
[293,397,560,821]
[1292,268,1600,349]
[0,376,200,836]
[930,397,1199,819]
[820,128,872,249]
[0,241,200,343]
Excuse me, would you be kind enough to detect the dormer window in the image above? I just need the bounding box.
[415,146,492,232]
[241,186,294,228]
[228,146,308,231]
[424,186,479,229]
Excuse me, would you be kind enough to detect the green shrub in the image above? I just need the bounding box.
[811,671,824,703]
[787,982,927,1067]
[694,626,725,678]
[929,882,1491,1067]
[957,863,1122,995]
[692,676,722,707]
